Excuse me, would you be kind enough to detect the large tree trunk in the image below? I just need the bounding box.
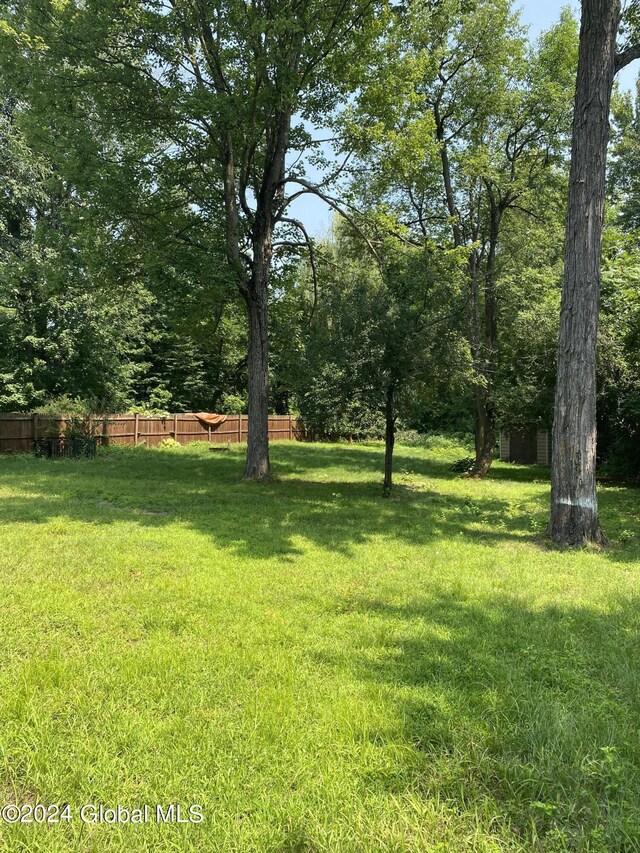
[469,198,500,478]
[549,0,619,546]
[383,383,395,495]
[243,231,271,481]
[237,105,290,482]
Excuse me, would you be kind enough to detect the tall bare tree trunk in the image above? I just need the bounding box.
[219,140,272,481]
[240,108,290,481]
[549,0,619,545]
[244,228,271,481]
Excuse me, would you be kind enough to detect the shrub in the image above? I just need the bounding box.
[450,456,475,473]
[36,396,102,440]
[157,437,181,450]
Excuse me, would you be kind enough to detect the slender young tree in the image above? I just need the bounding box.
[287,223,467,493]
[549,0,640,545]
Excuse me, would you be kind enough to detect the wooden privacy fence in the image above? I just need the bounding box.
[0,413,300,452]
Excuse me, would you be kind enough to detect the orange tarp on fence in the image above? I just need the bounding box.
[194,413,227,429]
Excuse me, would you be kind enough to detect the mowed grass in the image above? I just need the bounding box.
[0,438,639,852]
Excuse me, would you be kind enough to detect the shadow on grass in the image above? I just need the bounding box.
[312,587,640,847]
[272,442,461,481]
[278,442,550,484]
[0,446,542,560]
[486,462,551,483]
[0,443,637,562]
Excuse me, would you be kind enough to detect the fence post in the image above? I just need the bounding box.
[288,415,292,440]
[33,412,38,447]
[237,415,242,443]
[174,412,178,441]
[134,412,139,446]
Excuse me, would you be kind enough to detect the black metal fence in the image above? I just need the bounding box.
[33,438,98,460]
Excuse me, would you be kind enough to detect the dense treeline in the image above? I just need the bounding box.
[1,0,640,487]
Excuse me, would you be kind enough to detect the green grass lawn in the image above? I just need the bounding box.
[0,438,639,852]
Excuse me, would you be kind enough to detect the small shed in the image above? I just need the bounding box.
[499,429,551,465]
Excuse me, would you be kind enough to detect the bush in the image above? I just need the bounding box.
[450,456,475,473]
[129,403,171,417]
[220,394,246,414]
[395,430,475,460]
[36,396,102,440]
[394,429,423,446]
[157,437,181,450]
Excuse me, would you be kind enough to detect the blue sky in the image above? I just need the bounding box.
[518,0,578,36]
[289,0,640,236]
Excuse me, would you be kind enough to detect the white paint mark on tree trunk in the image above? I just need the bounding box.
[556,496,596,510]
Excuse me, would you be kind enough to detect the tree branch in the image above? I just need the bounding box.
[615,43,640,72]
[279,216,320,322]
[279,177,381,262]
